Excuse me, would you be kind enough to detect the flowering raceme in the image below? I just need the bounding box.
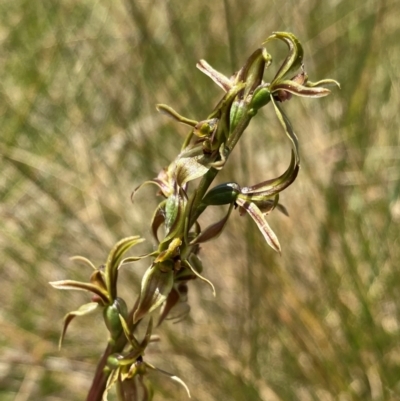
[51,32,339,401]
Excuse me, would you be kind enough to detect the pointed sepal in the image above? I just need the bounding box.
[58,302,99,349]
[133,263,174,323]
[235,197,281,253]
[265,32,304,82]
[105,236,145,300]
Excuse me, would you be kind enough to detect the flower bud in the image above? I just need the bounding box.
[103,297,128,340]
[107,355,121,369]
[229,100,247,133]
[249,84,271,113]
[165,194,179,232]
[202,182,241,206]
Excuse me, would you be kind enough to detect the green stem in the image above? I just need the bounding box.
[86,298,140,401]
[188,167,219,227]
[188,105,255,227]
[86,343,113,401]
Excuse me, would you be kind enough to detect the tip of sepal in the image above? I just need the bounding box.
[184,259,216,297]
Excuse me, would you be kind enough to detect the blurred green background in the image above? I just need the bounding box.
[1,0,399,400]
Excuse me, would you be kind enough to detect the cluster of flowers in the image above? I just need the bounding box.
[51,32,338,400]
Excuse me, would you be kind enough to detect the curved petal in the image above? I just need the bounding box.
[69,255,97,270]
[119,314,141,349]
[59,302,99,349]
[105,236,146,300]
[183,259,216,297]
[240,150,299,196]
[306,78,341,89]
[150,200,166,243]
[272,80,332,98]
[131,178,172,201]
[49,280,109,303]
[271,95,300,163]
[120,250,158,267]
[196,59,232,92]
[235,198,281,254]
[264,32,304,82]
[190,204,233,245]
[156,104,198,127]
[175,156,210,187]
[145,363,191,398]
[157,288,180,326]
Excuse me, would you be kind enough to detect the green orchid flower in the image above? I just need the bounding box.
[50,236,145,347]
[249,32,340,113]
[104,317,191,400]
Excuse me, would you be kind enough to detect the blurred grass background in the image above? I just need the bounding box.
[0,0,399,400]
